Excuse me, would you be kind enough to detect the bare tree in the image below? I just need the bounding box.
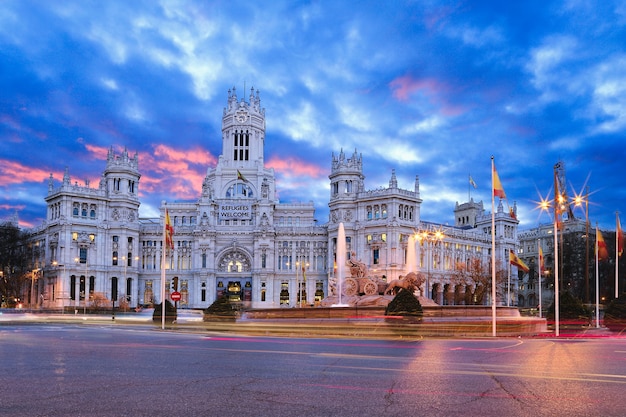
[452,258,507,305]
[0,222,31,307]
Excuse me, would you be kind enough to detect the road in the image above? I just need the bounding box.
[1,324,626,416]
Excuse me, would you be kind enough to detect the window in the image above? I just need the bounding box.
[112,251,118,266]
[126,278,132,302]
[233,130,250,161]
[111,277,118,301]
[373,248,380,264]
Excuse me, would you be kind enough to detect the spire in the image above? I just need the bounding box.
[63,167,70,185]
[415,175,420,197]
[389,169,398,188]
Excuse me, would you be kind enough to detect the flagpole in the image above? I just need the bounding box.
[616,211,620,299]
[551,166,560,336]
[595,223,600,328]
[507,252,511,307]
[538,240,542,318]
[161,206,167,330]
[491,157,497,337]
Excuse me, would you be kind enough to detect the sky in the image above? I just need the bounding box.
[1,0,625,232]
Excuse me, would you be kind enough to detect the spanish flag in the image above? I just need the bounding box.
[165,208,174,250]
[510,249,529,273]
[597,227,609,261]
[492,162,506,199]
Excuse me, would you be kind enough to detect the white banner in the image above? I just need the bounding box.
[219,203,252,220]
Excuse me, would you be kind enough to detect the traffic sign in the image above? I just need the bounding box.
[170,291,181,301]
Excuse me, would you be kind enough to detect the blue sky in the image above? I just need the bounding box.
[1,0,625,231]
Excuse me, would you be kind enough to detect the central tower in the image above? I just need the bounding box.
[221,86,266,168]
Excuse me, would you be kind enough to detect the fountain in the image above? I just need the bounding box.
[331,222,350,307]
[406,234,417,293]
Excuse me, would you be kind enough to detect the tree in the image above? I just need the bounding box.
[452,258,507,305]
[0,222,32,307]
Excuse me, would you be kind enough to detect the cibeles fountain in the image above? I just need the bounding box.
[322,224,436,307]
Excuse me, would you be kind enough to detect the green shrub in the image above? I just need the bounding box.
[546,291,591,323]
[604,293,626,331]
[385,289,423,318]
[204,295,238,321]
[153,300,177,323]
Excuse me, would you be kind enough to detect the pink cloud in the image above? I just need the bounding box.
[389,75,466,117]
[0,159,63,186]
[389,75,445,102]
[266,156,326,179]
[138,144,217,199]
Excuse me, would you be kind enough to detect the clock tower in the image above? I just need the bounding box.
[221,86,266,168]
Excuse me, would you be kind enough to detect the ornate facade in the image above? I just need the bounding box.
[28,87,522,310]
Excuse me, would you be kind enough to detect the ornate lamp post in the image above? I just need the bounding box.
[573,189,590,303]
[416,226,445,302]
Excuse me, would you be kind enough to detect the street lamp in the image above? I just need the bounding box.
[295,260,300,307]
[75,257,88,315]
[30,268,39,309]
[416,226,445,302]
[573,188,590,303]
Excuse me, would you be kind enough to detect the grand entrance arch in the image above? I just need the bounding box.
[216,246,253,302]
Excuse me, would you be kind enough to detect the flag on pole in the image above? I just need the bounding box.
[510,250,530,273]
[492,162,506,199]
[165,208,174,250]
[618,214,624,257]
[539,246,544,273]
[237,170,248,182]
[469,175,477,189]
[596,227,609,261]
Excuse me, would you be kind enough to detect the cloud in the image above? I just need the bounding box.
[590,55,626,133]
[266,155,326,179]
[139,144,217,199]
[526,35,583,103]
[0,159,60,186]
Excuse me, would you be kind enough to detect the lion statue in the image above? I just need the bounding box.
[384,272,424,295]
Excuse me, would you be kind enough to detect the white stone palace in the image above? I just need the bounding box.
[28,87,521,310]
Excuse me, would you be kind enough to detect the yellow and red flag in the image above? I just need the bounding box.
[492,162,506,199]
[596,227,609,261]
[510,250,529,273]
[165,208,174,250]
[538,246,544,273]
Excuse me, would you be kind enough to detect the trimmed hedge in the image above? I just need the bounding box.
[604,293,626,331]
[153,300,177,323]
[385,289,423,318]
[204,295,238,321]
[546,291,591,323]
